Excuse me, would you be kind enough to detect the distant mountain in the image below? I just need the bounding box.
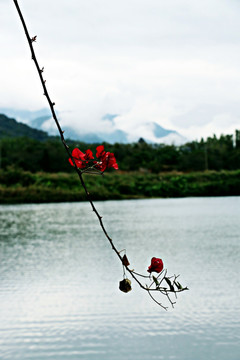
[126,121,187,145]
[0,114,49,141]
[63,128,103,143]
[0,108,52,124]
[31,115,52,129]
[151,122,187,145]
[100,129,128,143]
[152,122,177,138]
[0,107,187,145]
[65,129,129,144]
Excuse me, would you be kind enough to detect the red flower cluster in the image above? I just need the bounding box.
[95,145,118,172]
[69,148,94,169]
[147,257,164,273]
[69,145,118,172]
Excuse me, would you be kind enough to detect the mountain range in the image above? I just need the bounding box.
[0,107,187,144]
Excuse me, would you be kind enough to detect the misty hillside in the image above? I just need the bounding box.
[0,114,49,141]
[0,108,187,145]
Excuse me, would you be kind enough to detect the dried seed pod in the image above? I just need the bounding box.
[122,254,130,267]
[119,278,132,293]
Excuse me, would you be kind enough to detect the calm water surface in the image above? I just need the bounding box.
[0,197,239,360]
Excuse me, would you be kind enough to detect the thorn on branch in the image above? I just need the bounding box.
[41,67,44,73]
[31,35,37,42]
[52,102,55,106]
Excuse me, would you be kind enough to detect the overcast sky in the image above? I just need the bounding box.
[1,0,240,140]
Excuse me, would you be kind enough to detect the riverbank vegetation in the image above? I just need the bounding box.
[0,167,240,204]
[0,132,239,203]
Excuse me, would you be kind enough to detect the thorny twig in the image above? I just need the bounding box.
[13,0,188,309]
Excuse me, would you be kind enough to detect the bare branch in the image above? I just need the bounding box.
[13,0,188,309]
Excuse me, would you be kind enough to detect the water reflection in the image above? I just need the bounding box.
[0,197,239,359]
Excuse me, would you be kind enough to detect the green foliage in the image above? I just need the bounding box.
[0,131,240,173]
[0,168,240,204]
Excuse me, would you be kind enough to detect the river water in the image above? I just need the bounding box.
[0,197,239,360]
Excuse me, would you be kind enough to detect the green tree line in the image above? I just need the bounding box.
[0,131,240,173]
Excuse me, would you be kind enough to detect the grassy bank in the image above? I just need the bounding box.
[0,168,240,204]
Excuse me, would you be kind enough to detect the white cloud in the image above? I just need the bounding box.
[1,0,240,141]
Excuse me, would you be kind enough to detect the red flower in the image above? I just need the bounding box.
[147,257,164,273]
[69,148,94,169]
[95,145,118,172]
[68,146,118,172]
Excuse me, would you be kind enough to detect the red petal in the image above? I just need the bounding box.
[96,145,105,158]
[78,162,86,169]
[107,153,118,169]
[69,157,86,169]
[72,148,85,160]
[84,149,94,160]
[69,158,74,167]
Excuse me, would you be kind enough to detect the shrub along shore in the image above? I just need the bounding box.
[0,168,240,204]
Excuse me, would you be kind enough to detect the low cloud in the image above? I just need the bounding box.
[1,0,240,141]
